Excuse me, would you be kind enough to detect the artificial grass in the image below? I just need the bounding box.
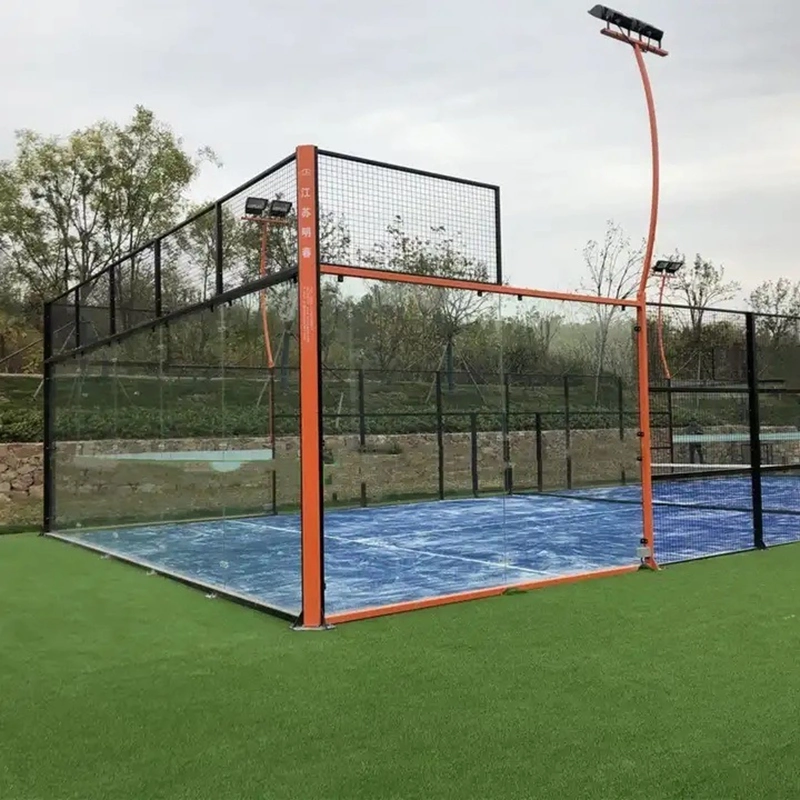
[2,535,800,800]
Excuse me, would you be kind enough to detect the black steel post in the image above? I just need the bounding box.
[617,377,624,442]
[154,239,163,318]
[535,413,544,492]
[494,187,503,285]
[564,375,572,490]
[745,313,765,549]
[215,202,225,296]
[357,369,366,449]
[42,302,55,533]
[436,372,445,500]
[108,267,116,336]
[73,288,81,348]
[503,375,512,494]
[470,412,479,497]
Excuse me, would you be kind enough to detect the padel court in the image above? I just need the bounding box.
[51,461,800,619]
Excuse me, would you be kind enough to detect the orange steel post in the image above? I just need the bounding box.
[631,41,662,570]
[591,9,669,571]
[295,144,326,628]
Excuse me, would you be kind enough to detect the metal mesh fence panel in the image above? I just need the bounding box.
[317,152,500,282]
[650,308,755,563]
[218,158,297,292]
[754,311,800,546]
[49,153,298,357]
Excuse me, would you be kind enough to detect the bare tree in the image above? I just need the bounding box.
[580,220,644,401]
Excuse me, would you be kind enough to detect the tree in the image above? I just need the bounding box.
[580,220,644,401]
[669,254,741,380]
[359,217,491,389]
[0,106,217,302]
[748,278,800,343]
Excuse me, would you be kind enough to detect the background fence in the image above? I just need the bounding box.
[649,305,800,564]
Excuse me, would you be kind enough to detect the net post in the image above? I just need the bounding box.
[745,312,766,550]
[635,300,658,570]
[294,144,327,630]
[42,301,55,535]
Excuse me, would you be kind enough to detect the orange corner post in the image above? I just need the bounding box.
[295,144,326,628]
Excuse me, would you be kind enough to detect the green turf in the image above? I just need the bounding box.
[2,535,800,799]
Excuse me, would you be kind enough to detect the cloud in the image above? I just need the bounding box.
[1,0,799,301]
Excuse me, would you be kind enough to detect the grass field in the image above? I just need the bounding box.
[2,534,800,799]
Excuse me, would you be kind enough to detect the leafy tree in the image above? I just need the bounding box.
[358,217,490,389]
[748,278,800,343]
[0,106,217,302]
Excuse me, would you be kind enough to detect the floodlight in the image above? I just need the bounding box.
[588,5,663,43]
[268,199,293,219]
[652,259,684,275]
[245,197,269,216]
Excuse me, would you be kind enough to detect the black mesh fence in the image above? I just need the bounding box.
[648,305,800,564]
[44,154,298,354]
[316,151,501,283]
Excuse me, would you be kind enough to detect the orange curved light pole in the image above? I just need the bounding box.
[257,221,276,370]
[244,213,291,518]
[593,14,669,571]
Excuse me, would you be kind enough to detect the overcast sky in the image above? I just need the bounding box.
[2,0,799,301]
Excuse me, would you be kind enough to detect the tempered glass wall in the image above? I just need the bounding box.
[48,277,301,617]
[318,274,641,616]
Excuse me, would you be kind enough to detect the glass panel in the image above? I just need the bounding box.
[320,276,513,615]
[50,279,301,616]
[498,295,640,577]
[319,275,642,616]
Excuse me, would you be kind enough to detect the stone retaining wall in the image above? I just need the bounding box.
[1,426,798,529]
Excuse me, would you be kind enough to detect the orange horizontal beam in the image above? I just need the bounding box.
[600,28,669,57]
[326,564,639,625]
[320,263,638,308]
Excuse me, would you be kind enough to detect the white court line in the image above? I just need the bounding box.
[210,516,552,575]
[324,533,552,576]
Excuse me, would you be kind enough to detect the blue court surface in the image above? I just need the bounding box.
[52,472,800,617]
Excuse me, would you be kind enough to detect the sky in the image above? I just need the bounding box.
[1,0,799,302]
